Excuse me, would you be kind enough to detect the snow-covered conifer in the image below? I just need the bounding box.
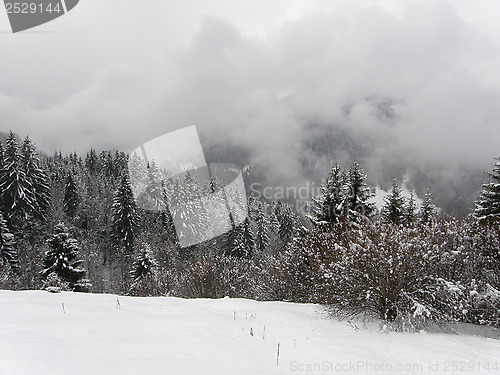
[475,157,500,223]
[64,172,80,217]
[0,211,17,269]
[382,180,406,224]
[420,188,436,224]
[41,223,85,286]
[112,175,140,253]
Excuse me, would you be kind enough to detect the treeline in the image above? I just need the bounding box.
[0,130,498,329]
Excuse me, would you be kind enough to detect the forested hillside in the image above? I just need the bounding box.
[0,131,498,329]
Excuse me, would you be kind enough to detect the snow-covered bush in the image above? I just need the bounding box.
[42,272,71,293]
[290,217,500,328]
[176,254,265,299]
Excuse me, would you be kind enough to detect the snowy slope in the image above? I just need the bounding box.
[0,291,498,375]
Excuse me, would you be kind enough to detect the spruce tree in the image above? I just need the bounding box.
[276,202,296,245]
[139,160,164,211]
[111,175,140,253]
[346,161,375,220]
[131,243,158,281]
[41,223,85,286]
[404,191,418,224]
[0,131,36,221]
[0,211,17,269]
[475,157,500,223]
[382,180,406,224]
[420,188,435,224]
[311,164,346,224]
[0,140,4,168]
[231,217,255,258]
[63,172,80,217]
[20,136,51,221]
[128,151,148,193]
[85,149,100,174]
[254,201,270,252]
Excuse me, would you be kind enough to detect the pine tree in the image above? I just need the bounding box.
[41,223,85,286]
[0,131,36,221]
[404,191,418,224]
[111,175,140,253]
[0,211,17,269]
[63,172,80,217]
[345,161,375,220]
[20,136,51,221]
[420,188,435,224]
[311,164,346,224]
[382,180,406,224]
[475,157,500,223]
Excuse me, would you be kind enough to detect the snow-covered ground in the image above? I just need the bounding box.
[0,291,498,375]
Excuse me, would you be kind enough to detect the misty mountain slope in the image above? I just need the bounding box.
[200,122,486,216]
[0,291,498,375]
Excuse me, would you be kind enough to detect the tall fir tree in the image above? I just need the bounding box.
[420,188,436,224]
[41,223,85,286]
[112,175,140,253]
[138,160,164,211]
[311,164,346,224]
[85,149,100,174]
[276,202,297,246]
[0,131,36,222]
[0,211,17,269]
[475,157,500,223]
[345,161,375,220]
[0,140,4,167]
[404,190,418,224]
[20,136,51,221]
[382,180,406,224]
[231,217,255,258]
[254,201,270,252]
[63,172,80,218]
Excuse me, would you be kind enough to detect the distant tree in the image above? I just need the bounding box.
[20,136,51,221]
[63,172,80,217]
[0,140,4,167]
[128,151,148,192]
[420,188,436,224]
[345,161,375,220]
[85,149,100,174]
[111,175,140,253]
[382,180,406,224]
[41,223,85,286]
[0,211,17,270]
[475,157,500,223]
[276,202,297,246]
[404,191,418,224]
[254,201,270,252]
[100,151,115,178]
[138,160,164,211]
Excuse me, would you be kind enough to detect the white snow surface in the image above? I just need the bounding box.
[0,291,499,375]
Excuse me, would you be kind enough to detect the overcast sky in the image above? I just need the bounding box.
[1,0,499,187]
